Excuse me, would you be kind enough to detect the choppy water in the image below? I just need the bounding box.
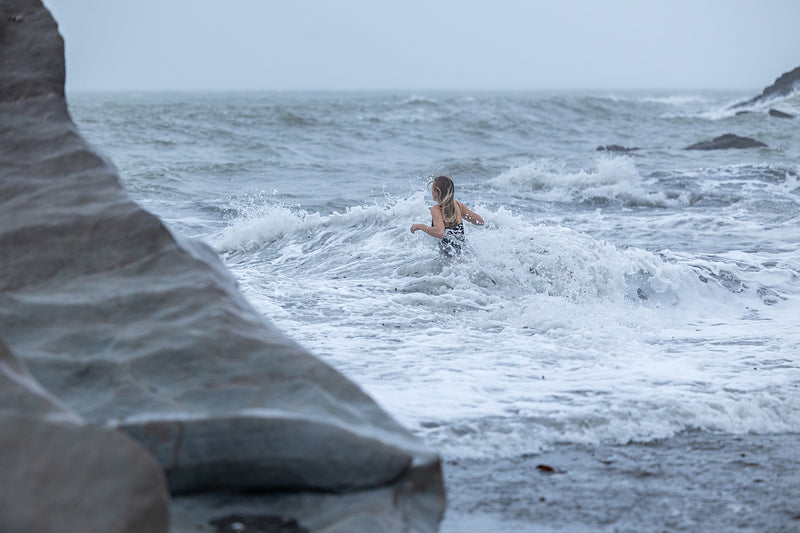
[68,89,800,531]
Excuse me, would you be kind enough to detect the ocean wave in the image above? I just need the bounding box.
[213,191,747,317]
[400,95,440,107]
[688,91,800,120]
[579,94,708,106]
[277,110,319,127]
[678,163,800,207]
[419,388,800,458]
[212,193,426,252]
[454,208,722,309]
[638,95,709,106]
[488,157,681,207]
[212,193,799,462]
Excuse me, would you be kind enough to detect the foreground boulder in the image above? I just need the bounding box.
[732,65,800,108]
[685,133,767,150]
[0,340,170,532]
[0,1,445,531]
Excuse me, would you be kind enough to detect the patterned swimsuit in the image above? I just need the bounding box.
[437,220,465,256]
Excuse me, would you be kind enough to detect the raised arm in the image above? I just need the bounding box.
[457,201,484,226]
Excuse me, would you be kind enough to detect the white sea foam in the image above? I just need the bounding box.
[682,91,800,120]
[590,94,707,106]
[489,157,678,207]
[212,192,427,252]
[217,194,705,307]
[401,95,440,106]
[209,190,800,459]
[638,95,708,105]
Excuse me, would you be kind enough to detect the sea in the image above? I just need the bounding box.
[67,89,800,532]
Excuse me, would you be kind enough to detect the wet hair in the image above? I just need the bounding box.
[428,175,459,227]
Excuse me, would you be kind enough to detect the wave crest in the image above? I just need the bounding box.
[212,193,426,252]
[489,157,677,207]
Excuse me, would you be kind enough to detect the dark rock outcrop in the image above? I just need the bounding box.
[769,108,795,119]
[0,340,170,532]
[0,1,445,531]
[685,133,767,150]
[0,0,65,101]
[596,145,639,153]
[732,66,800,108]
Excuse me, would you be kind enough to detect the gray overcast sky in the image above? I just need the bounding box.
[43,0,800,92]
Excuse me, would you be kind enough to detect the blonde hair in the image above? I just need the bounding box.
[428,175,459,227]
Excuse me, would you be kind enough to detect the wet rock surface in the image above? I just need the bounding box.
[685,133,767,150]
[0,340,170,532]
[769,108,795,119]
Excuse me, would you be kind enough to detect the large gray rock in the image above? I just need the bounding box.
[732,65,800,108]
[0,0,444,531]
[0,339,170,532]
[685,133,767,150]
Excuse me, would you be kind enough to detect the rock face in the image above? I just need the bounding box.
[0,1,445,531]
[732,65,800,108]
[685,133,768,150]
[0,340,171,532]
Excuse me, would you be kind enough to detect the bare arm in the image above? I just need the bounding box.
[410,206,446,239]
[457,201,484,226]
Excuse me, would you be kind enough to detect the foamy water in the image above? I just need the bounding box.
[68,89,800,531]
[212,192,800,458]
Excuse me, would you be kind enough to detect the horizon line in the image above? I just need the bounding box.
[65,86,762,94]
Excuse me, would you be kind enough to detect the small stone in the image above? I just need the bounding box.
[596,144,639,152]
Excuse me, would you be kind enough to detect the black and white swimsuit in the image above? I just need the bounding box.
[438,221,465,256]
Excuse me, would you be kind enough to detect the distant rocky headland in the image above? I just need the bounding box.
[0,1,444,532]
[731,66,800,108]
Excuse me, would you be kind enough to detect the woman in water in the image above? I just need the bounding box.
[410,175,484,256]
